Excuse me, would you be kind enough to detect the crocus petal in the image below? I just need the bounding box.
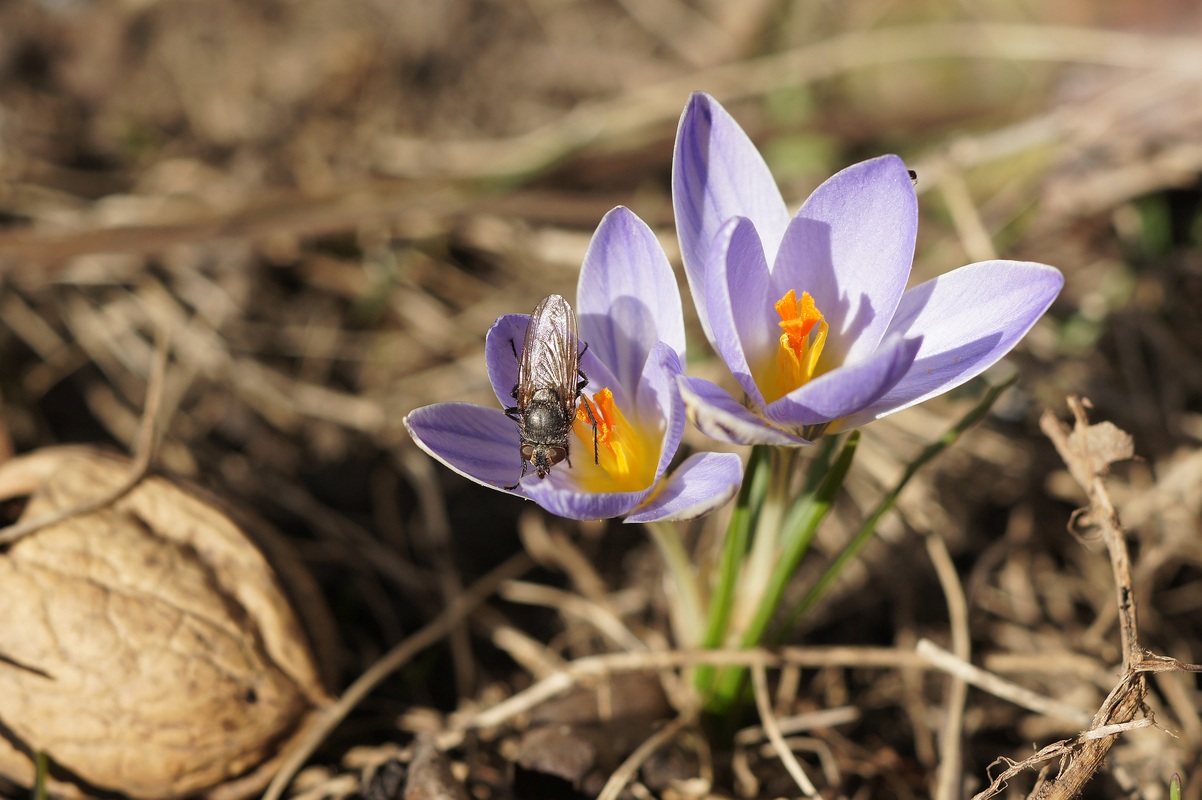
[579,344,630,409]
[404,403,526,492]
[704,216,774,406]
[839,260,1064,428]
[408,401,654,519]
[673,92,790,339]
[577,207,687,395]
[634,342,688,479]
[772,155,917,365]
[625,452,744,523]
[522,479,648,521]
[486,312,629,411]
[678,375,808,446]
[764,334,922,427]
[484,314,527,408]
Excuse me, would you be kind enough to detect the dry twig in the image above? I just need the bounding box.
[751,662,820,798]
[261,553,534,800]
[975,397,1151,800]
[0,330,170,547]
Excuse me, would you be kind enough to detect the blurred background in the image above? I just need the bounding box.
[2,0,1202,798]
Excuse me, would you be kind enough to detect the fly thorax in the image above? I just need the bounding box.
[521,389,567,439]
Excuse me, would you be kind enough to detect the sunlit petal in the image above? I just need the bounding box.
[577,207,687,391]
[839,260,1063,428]
[772,155,917,365]
[674,92,790,339]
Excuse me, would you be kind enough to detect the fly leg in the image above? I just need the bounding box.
[508,338,521,401]
[575,340,599,466]
[503,458,528,490]
[576,375,599,466]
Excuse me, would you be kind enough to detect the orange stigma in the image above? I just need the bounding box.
[767,289,828,402]
[573,388,656,492]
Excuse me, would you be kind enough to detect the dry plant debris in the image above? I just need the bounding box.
[969,398,1201,800]
[0,447,331,799]
[2,2,1202,798]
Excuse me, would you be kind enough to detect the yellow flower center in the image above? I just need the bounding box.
[765,289,829,403]
[572,388,658,493]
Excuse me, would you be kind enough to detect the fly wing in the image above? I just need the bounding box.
[517,294,580,410]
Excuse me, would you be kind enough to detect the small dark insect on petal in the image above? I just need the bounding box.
[504,295,598,487]
[908,169,918,186]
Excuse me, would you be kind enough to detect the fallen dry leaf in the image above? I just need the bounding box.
[0,446,332,799]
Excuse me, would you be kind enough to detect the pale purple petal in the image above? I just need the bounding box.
[579,344,630,409]
[703,217,772,406]
[404,403,525,492]
[406,403,650,519]
[484,314,527,408]
[523,478,648,521]
[678,375,808,446]
[839,260,1064,428]
[772,155,917,365]
[625,452,744,523]
[673,92,790,338]
[764,334,922,427]
[577,207,687,394]
[634,342,687,479]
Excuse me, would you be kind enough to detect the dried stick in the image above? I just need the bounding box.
[0,329,170,546]
[918,640,1091,727]
[925,532,972,800]
[751,661,820,798]
[262,553,534,800]
[1026,398,1142,800]
[595,712,695,800]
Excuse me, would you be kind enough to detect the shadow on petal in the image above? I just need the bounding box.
[679,376,808,446]
[625,451,744,523]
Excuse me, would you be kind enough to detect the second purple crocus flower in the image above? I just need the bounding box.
[672,92,1064,445]
[405,207,743,522]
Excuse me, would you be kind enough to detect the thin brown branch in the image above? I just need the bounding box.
[925,533,972,800]
[261,553,534,800]
[1024,398,1145,800]
[0,329,170,547]
[751,662,820,798]
[595,712,695,800]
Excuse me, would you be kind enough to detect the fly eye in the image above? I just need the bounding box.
[546,447,568,466]
[520,445,535,461]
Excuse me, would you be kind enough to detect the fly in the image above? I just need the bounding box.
[503,294,598,489]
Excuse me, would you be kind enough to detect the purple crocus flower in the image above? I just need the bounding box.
[672,92,1064,445]
[405,206,744,522]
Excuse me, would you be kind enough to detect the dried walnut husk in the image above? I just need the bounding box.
[0,447,332,799]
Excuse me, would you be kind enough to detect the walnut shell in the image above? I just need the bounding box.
[0,447,332,799]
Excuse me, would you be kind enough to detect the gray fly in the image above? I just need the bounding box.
[503,294,598,488]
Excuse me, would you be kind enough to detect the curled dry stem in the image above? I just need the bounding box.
[976,397,1202,800]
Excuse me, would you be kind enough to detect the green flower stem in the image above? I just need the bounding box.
[776,377,1016,638]
[704,434,858,718]
[693,444,771,693]
[738,446,799,622]
[645,520,705,649]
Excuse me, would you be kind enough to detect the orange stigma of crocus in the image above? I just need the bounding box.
[572,388,655,491]
[769,289,828,402]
